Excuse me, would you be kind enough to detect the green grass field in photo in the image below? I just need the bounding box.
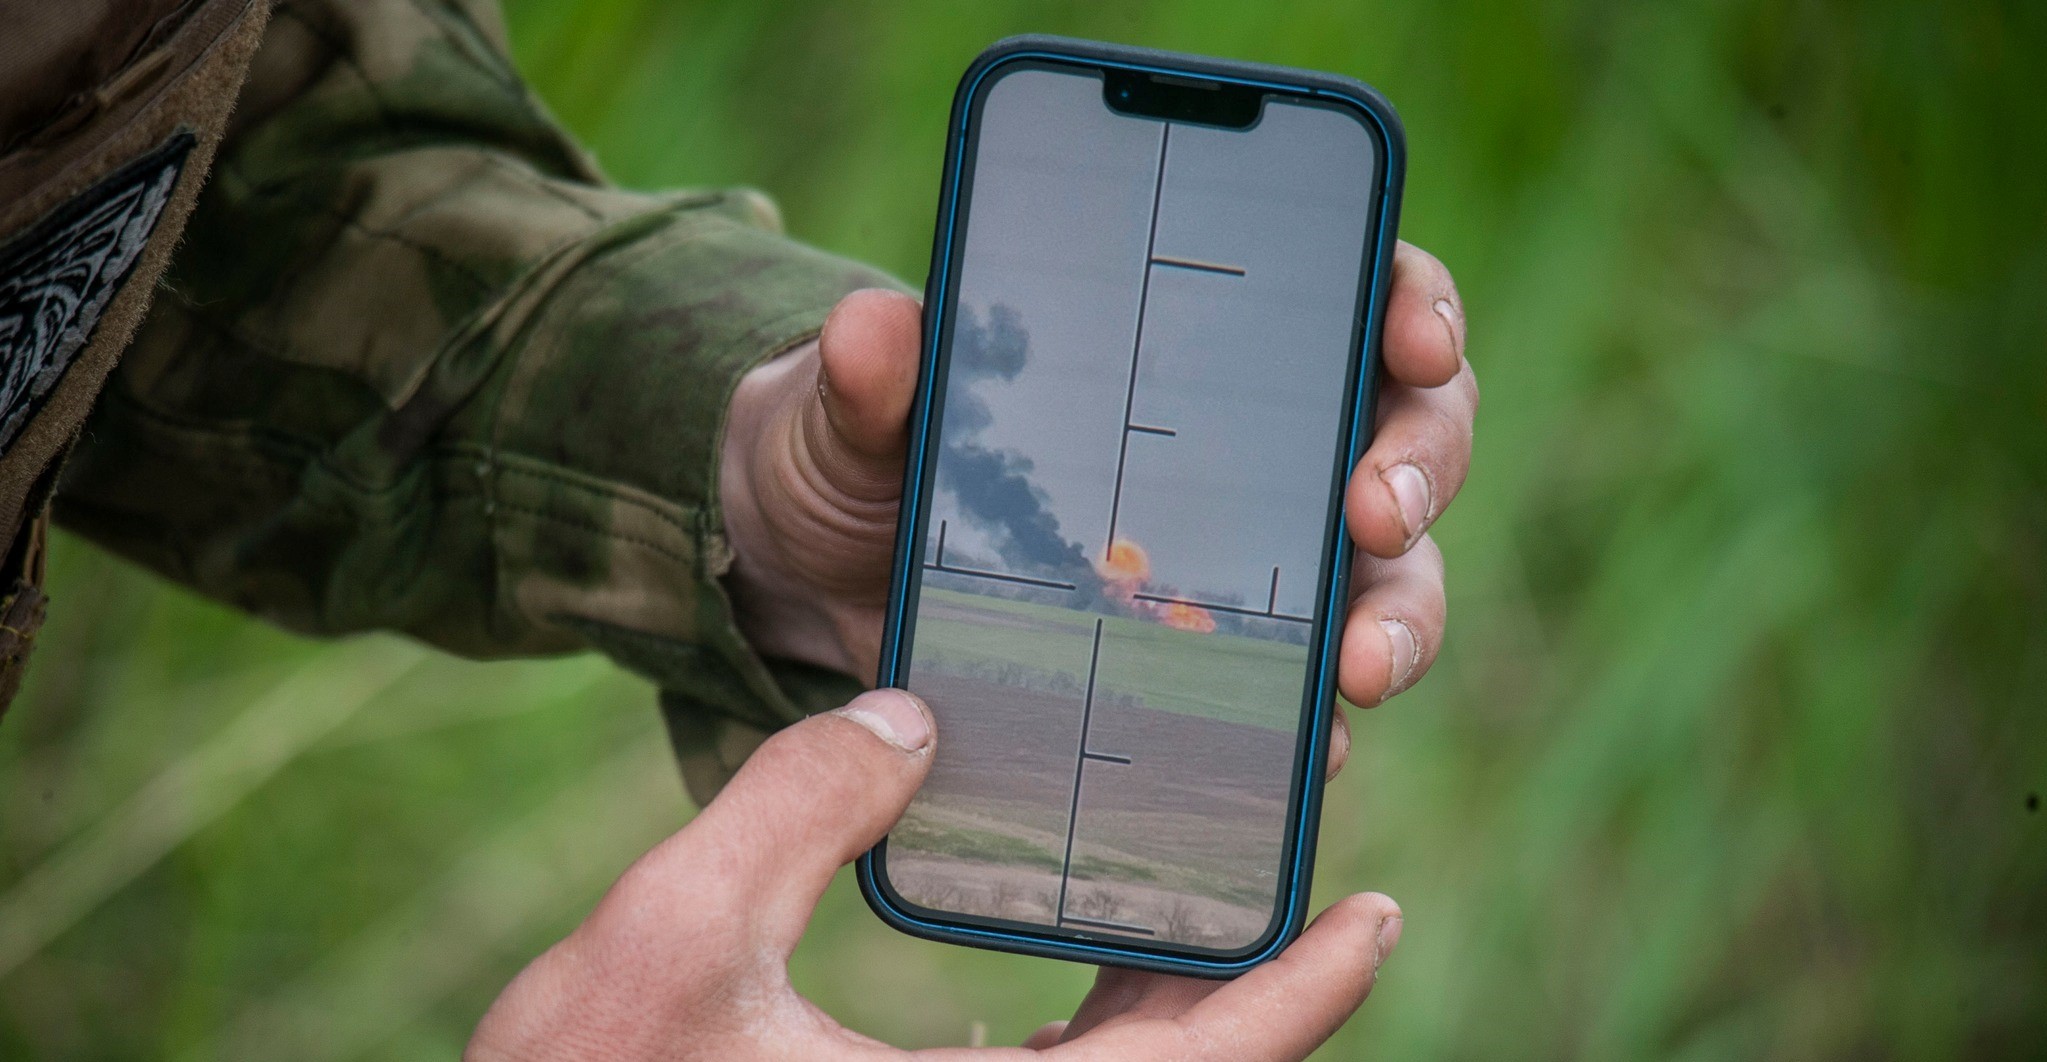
[914,587,1308,731]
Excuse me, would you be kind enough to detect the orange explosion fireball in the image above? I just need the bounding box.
[1096,538,1217,633]
[1160,601,1218,634]
[1095,538,1151,583]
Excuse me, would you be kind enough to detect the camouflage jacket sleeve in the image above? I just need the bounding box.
[53,0,899,801]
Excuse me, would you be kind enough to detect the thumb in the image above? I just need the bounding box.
[805,288,922,493]
[678,688,935,951]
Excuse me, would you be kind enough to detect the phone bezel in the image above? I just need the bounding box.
[856,35,1407,978]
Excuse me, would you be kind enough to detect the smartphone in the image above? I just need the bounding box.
[857,36,1405,976]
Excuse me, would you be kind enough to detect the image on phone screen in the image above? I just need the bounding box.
[881,62,1380,954]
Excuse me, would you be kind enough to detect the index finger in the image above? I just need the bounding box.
[586,691,936,960]
[1382,241,1465,388]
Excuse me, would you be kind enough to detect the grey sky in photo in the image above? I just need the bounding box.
[927,66,1376,616]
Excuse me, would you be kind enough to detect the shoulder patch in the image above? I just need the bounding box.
[0,132,195,455]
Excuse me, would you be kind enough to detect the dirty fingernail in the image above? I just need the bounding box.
[1382,463,1431,544]
[1433,298,1462,357]
[1374,915,1404,972]
[838,689,932,752]
[1378,619,1418,702]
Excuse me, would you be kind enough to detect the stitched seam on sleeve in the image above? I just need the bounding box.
[488,499,695,568]
[488,460,696,541]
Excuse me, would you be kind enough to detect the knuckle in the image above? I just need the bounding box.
[745,720,825,779]
[1426,259,1458,303]
[1454,358,1481,414]
[1380,387,1466,461]
[809,717,902,799]
[1388,546,1446,611]
[746,718,871,799]
[1414,533,1448,578]
[1420,401,1470,457]
[1402,241,1456,298]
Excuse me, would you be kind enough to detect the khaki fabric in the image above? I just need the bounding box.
[52,0,901,800]
[0,0,270,720]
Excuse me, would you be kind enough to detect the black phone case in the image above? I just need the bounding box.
[857,34,1407,977]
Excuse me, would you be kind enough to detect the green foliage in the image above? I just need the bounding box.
[5,0,2043,1058]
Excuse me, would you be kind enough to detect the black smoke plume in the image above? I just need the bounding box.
[939,304,1093,581]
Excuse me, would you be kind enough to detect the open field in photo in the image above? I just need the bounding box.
[913,587,1311,731]
[892,588,1308,947]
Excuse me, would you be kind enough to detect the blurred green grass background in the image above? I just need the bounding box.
[5,0,2044,1057]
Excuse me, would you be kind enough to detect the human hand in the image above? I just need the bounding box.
[465,689,1402,1060]
[718,243,1474,761]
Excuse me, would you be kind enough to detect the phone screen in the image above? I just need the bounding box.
[879,62,1380,954]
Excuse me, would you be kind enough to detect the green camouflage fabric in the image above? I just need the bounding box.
[52,0,897,802]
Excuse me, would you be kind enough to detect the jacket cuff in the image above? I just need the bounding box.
[460,191,899,797]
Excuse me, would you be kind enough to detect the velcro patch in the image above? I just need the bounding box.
[0,132,194,454]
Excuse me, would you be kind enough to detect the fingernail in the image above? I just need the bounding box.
[838,689,932,752]
[1382,463,1432,544]
[1378,619,1418,703]
[1432,298,1463,357]
[1374,915,1404,972]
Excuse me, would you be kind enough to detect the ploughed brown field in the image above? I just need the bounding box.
[888,659,1302,951]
